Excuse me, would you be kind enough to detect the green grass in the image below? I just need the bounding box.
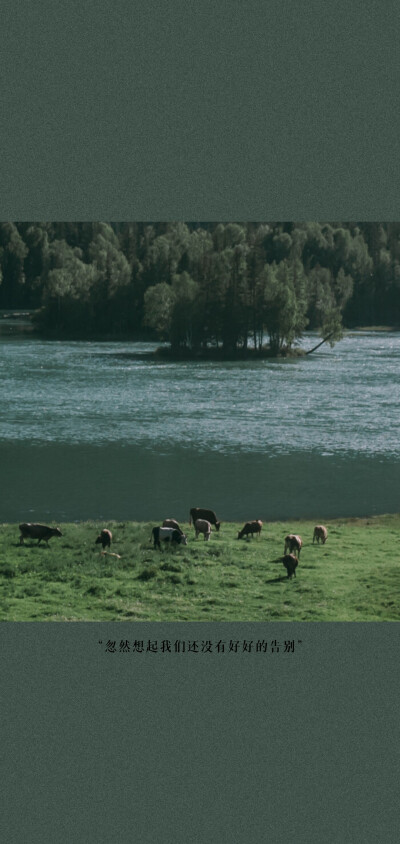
[1,516,399,621]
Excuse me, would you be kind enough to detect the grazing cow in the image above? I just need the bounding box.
[95,529,112,549]
[284,534,302,557]
[237,520,263,540]
[189,508,220,532]
[19,523,62,546]
[151,526,188,550]
[162,519,183,534]
[313,525,328,545]
[194,519,212,541]
[281,554,298,578]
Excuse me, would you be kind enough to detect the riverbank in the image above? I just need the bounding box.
[2,316,398,349]
[1,515,399,622]
[153,345,306,361]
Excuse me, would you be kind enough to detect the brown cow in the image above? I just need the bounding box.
[237,520,262,540]
[281,554,298,578]
[19,523,62,546]
[162,519,183,534]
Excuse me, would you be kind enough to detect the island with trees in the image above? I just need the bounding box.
[0,221,399,356]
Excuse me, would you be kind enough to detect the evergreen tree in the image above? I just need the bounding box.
[0,223,28,308]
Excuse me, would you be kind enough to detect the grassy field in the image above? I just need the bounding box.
[0,515,399,621]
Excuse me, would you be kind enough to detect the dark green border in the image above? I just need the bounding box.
[2,3,400,842]
[2,623,400,843]
[1,0,400,219]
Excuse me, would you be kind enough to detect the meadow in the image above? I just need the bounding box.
[0,515,399,621]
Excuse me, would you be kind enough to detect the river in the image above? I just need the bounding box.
[1,332,399,522]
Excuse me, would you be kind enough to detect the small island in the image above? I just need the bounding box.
[1,222,400,355]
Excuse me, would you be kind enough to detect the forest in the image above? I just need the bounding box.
[1,221,399,354]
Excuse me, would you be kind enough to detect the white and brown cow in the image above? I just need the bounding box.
[189,508,220,532]
[194,519,212,540]
[313,525,328,545]
[284,534,302,557]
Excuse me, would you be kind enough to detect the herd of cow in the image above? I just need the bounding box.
[17,509,328,580]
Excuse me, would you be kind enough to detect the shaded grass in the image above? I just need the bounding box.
[0,516,399,621]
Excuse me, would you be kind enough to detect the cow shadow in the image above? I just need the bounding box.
[265,558,299,583]
[264,574,292,584]
[16,542,49,549]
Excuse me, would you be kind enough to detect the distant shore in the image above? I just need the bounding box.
[1,316,399,353]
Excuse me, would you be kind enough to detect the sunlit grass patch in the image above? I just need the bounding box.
[0,515,399,621]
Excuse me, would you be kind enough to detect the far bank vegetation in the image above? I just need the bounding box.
[1,222,399,356]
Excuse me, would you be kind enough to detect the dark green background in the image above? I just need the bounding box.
[1,0,400,219]
[1,2,400,842]
[2,623,399,843]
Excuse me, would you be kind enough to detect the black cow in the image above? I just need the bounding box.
[95,529,112,549]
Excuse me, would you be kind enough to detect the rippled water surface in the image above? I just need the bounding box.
[1,333,399,521]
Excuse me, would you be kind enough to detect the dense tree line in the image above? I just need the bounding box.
[1,221,399,353]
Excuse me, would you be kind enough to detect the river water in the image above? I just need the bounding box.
[1,332,399,522]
